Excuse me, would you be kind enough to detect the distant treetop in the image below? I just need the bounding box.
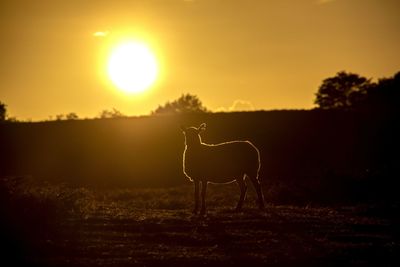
[314,70,399,113]
[152,93,208,115]
[0,101,7,121]
[98,108,126,119]
[314,71,372,110]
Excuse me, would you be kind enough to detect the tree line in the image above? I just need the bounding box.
[315,70,399,113]
[1,70,398,122]
[0,94,208,122]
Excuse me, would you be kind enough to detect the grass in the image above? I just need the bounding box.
[1,177,399,267]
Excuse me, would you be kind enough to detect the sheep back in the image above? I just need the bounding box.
[183,141,260,183]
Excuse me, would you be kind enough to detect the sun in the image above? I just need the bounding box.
[108,41,158,94]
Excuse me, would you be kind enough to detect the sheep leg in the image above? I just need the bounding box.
[193,180,200,214]
[235,178,247,211]
[200,181,208,215]
[249,176,265,210]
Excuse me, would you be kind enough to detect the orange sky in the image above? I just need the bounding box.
[0,0,399,120]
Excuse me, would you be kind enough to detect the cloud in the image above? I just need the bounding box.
[216,100,254,112]
[93,31,110,37]
[215,106,227,112]
[229,100,254,111]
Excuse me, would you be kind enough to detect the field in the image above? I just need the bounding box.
[1,178,399,267]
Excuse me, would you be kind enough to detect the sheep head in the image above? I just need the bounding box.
[181,123,206,147]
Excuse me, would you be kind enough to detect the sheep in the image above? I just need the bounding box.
[181,123,265,215]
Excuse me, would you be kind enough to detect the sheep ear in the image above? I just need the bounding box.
[198,123,206,132]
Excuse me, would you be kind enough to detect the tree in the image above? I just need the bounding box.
[53,112,79,121]
[0,101,7,121]
[55,114,65,121]
[365,71,400,113]
[99,108,125,119]
[315,71,373,110]
[65,112,79,120]
[152,94,208,115]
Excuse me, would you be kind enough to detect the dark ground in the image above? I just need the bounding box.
[1,181,399,267]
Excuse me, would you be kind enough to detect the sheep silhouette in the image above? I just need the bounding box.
[181,123,265,215]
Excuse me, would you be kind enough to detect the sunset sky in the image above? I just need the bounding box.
[0,0,399,120]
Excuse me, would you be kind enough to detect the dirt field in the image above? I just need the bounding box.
[2,182,399,267]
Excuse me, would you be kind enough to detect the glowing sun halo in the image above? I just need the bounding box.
[108,41,158,94]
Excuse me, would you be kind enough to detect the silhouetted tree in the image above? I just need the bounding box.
[364,71,400,113]
[55,114,65,121]
[99,108,125,119]
[152,94,208,115]
[66,112,79,120]
[315,71,373,110]
[0,101,7,121]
